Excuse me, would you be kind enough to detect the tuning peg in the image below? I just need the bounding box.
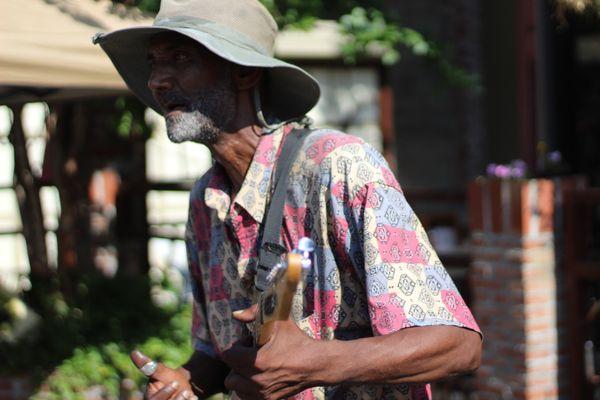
[295,237,315,270]
[297,237,315,253]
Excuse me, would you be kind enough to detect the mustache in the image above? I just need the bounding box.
[156,91,195,110]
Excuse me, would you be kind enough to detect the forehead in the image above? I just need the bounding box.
[148,31,210,56]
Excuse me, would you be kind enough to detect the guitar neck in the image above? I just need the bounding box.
[255,252,302,346]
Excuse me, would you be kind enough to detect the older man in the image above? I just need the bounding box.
[95,1,482,399]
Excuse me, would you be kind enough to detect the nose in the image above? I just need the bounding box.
[147,64,175,92]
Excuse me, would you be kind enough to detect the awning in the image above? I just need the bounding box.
[0,0,348,105]
[0,0,152,104]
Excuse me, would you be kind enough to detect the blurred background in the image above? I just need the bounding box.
[1,0,600,398]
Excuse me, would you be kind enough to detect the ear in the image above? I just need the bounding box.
[232,66,263,91]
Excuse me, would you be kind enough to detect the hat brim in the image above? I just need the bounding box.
[94,25,321,121]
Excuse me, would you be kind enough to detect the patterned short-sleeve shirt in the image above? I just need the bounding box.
[185,123,481,400]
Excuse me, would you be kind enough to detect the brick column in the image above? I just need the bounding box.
[469,178,559,399]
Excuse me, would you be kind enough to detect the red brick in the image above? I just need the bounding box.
[490,179,502,233]
[521,238,550,248]
[537,179,554,233]
[524,291,553,305]
[510,179,525,234]
[525,387,559,399]
[470,178,564,399]
[520,182,531,235]
[526,322,554,333]
[523,279,555,291]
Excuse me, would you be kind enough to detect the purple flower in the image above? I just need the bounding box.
[494,165,511,178]
[510,160,528,178]
[510,167,525,178]
[486,160,529,178]
[548,151,562,164]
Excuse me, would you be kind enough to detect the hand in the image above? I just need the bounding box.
[130,350,199,400]
[221,306,323,400]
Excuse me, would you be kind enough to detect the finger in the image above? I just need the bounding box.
[147,381,164,395]
[131,350,157,375]
[148,381,179,400]
[232,304,258,323]
[173,389,197,400]
[131,350,171,381]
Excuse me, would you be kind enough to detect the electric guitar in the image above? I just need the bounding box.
[253,237,314,346]
[229,239,315,400]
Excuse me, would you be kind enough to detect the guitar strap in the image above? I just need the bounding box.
[255,128,312,292]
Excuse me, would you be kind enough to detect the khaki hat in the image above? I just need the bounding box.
[93,0,320,121]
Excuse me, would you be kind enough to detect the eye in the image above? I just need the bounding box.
[174,50,191,63]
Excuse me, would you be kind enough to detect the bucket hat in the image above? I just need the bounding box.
[93,0,320,122]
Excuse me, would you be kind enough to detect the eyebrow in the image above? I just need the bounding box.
[147,43,197,59]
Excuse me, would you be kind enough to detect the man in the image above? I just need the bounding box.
[95,1,482,399]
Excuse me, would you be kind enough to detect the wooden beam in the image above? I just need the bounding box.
[8,105,50,277]
[516,0,538,171]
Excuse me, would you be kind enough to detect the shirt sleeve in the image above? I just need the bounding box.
[186,195,217,358]
[349,182,481,336]
[325,140,481,337]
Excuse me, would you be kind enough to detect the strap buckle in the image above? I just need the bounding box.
[255,242,287,292]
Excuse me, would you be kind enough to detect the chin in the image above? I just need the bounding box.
[165,110,223,145]
[166,131,186,144]
[166,126,220,145]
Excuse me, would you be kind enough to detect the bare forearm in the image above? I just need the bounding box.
[182,351,230,398]
[308,326,481,387]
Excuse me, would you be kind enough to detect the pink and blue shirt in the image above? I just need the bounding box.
[185,123,481,399]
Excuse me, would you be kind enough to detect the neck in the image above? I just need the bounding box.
[206,83,266,195]
[209,124,263,194]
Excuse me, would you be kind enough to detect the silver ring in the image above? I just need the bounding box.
[140,360,158,376]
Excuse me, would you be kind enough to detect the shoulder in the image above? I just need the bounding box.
[300,128,400,190]
[301,128,364,164]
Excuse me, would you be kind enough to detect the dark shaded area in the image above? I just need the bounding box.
[0,273,172,380]
[553,11,600,186]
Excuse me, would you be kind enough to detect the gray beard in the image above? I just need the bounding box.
[164,80,235,145]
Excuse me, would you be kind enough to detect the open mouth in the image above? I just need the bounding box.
[156,92,190,114]
[164,103,188,114]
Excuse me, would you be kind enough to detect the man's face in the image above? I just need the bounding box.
[147,32,236,144]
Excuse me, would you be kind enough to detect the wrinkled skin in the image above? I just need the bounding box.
[147,32,236,145]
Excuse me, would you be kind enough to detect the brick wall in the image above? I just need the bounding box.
[469,178,566,399]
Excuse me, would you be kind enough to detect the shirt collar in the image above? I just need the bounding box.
[203,163,232,222]
[204,123,295,224]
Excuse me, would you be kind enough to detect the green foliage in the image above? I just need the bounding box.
[113,0,477,89]
[339,7,423,65]
[38,348,121,400]
[340,7,479,89]
[134,0,161,14]
[113,96,152,140]
[32,306,192,400]
[0,273,191,396]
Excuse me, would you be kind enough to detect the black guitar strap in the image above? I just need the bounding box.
[255,128,312,291]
